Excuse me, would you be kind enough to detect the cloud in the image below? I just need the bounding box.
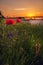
[14,8,27,11]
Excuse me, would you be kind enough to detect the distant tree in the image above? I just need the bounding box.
[0,11,5,18]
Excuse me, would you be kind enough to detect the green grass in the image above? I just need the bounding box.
[0,19,43,65]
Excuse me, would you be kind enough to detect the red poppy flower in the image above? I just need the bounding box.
[5,19,15,25]
[16,18,21,23]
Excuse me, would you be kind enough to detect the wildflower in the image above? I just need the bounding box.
[5,19,15,25]
[35,42,41,55]
[7,32,13,38]
[33,40,35,42]
[16,18,21,23]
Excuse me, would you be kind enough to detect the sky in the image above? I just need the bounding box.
[0,0,43,17]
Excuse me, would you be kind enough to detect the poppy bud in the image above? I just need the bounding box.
[35,42,41,55]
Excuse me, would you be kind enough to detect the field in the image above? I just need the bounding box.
[0,19,43,65]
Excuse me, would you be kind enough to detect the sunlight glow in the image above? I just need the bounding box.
[27,13,35,17]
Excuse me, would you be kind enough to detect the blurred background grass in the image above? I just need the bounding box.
[0,19,43,65]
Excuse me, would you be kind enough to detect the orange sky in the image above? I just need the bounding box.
[0,0,43,17]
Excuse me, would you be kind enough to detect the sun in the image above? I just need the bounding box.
[26,13,35,17]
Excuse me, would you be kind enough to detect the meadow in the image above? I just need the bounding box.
[0,18,43,65]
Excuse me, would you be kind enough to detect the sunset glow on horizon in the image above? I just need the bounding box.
[0,0,43,17]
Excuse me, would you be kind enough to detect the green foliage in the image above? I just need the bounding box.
[0,19,43,65]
